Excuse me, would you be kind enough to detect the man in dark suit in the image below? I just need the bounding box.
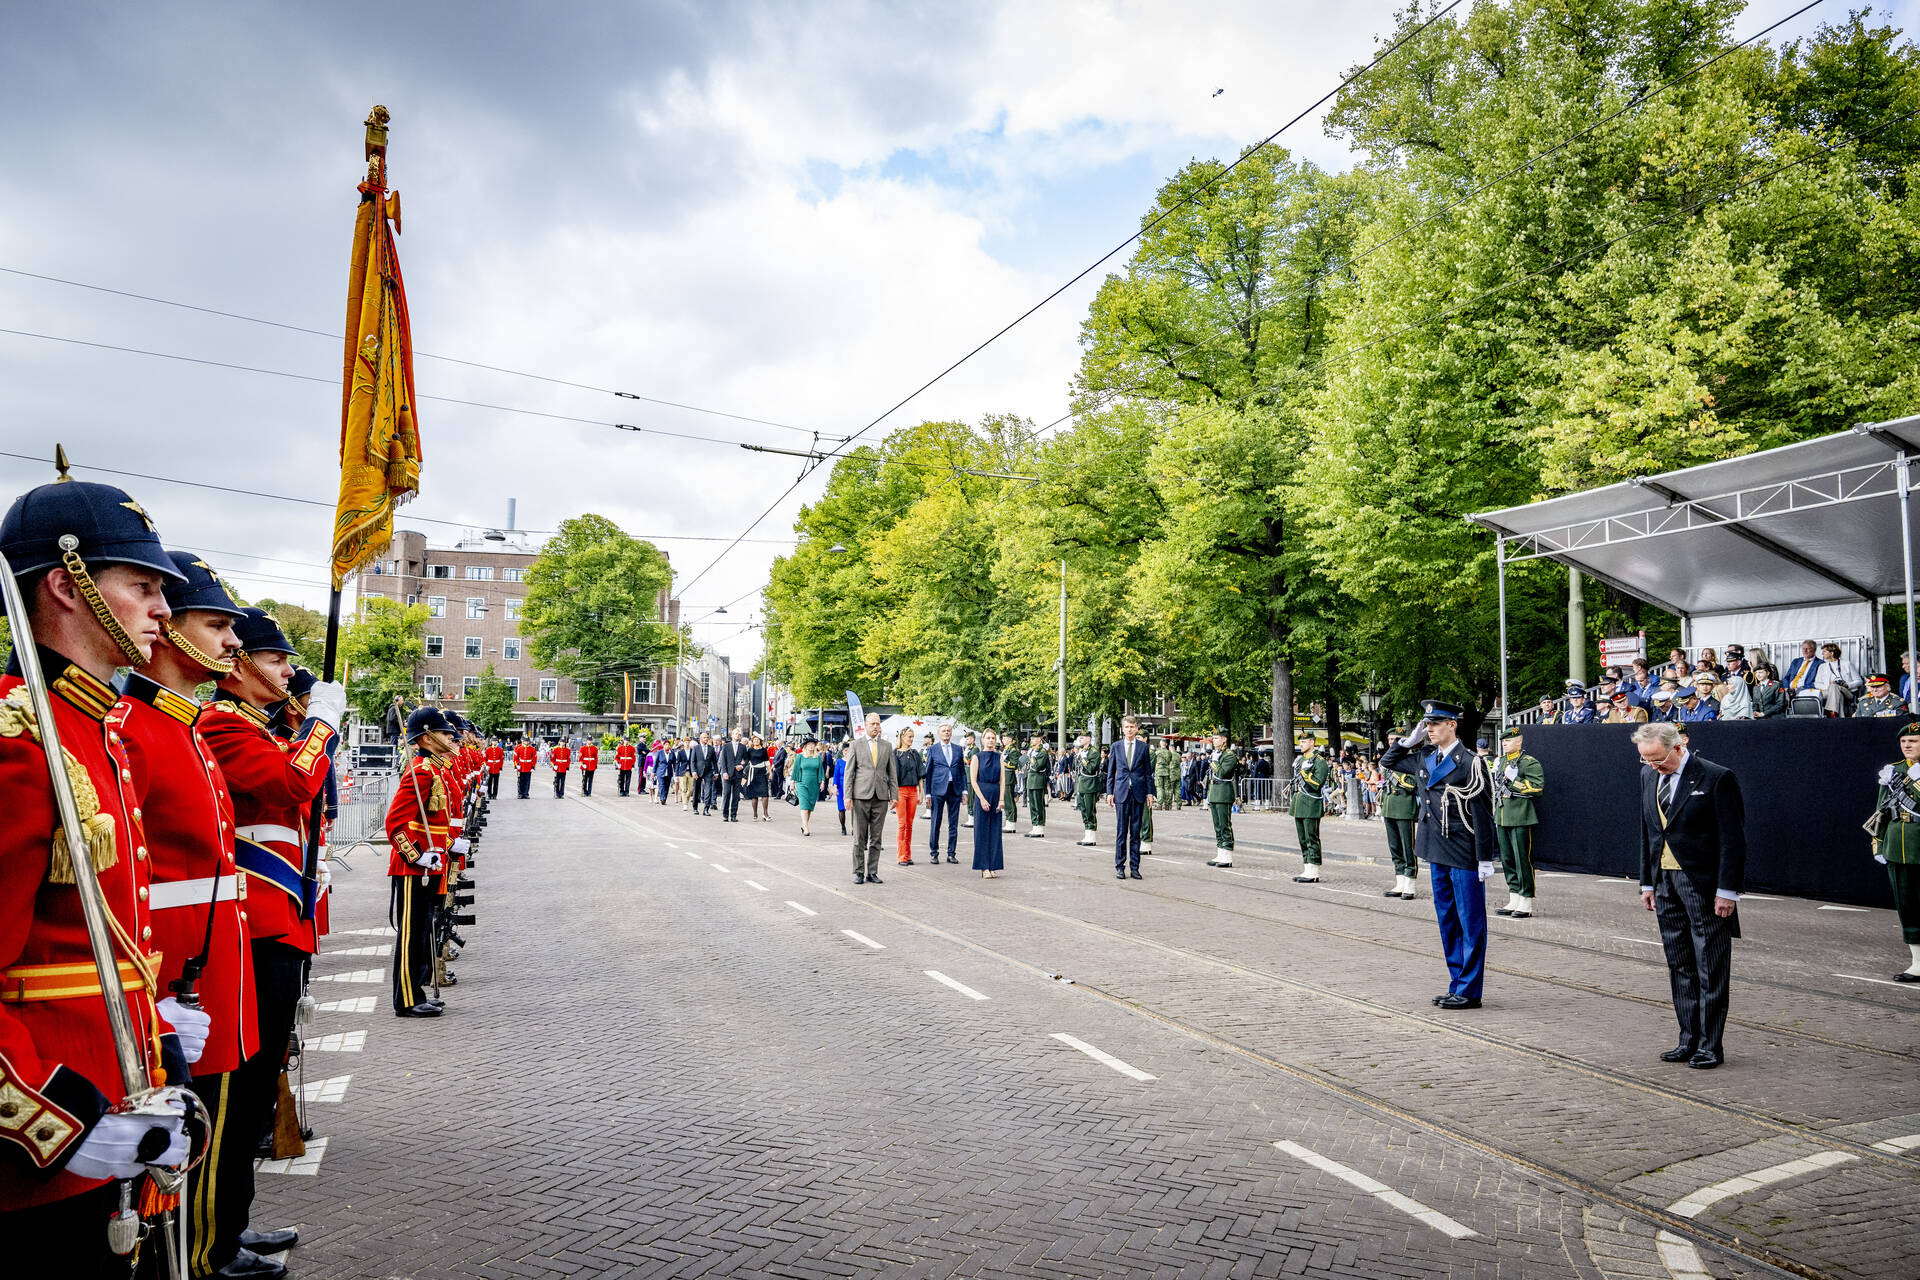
[1380,701,1498,1010]
[923,723,966,865]
[1635,721,1745,1068]
[693,732,720,815]
[719,729,747,822]
[1104,715,1154,880]
[845,712,898,884]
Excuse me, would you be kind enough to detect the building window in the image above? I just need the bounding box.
[538,678,558,702]
[503,637,521,661]
[700,672,711,701]
[464,637,482,659]
[425,635,444,658]
[405,594,418,606]
[502,566,525,582]
[505,677,520,700]
[505,599,522,621]
[423,675,442,698]
[465,565,493,580]
[427,564,452,579]
[427,596,446,618]
[635,677,654,703]
[462,676,480,699]
[466,597,486,620]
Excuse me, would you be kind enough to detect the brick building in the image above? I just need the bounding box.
[350,527,706,741]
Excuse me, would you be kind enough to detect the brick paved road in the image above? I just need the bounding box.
[265,787,1920,1279]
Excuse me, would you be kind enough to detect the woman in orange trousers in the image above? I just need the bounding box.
[894,725,924,864]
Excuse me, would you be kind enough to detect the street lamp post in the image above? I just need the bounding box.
[1358,676,1382,756]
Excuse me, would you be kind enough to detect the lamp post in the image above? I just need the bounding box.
[1358,677,1382,756]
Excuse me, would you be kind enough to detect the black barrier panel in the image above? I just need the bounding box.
[1522,719,1895,909]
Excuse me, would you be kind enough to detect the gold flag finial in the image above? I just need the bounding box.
[365,104,390,156]
[53,444,72,483]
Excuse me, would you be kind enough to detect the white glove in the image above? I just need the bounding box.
[317,858,332,890]
[416,850,444,873]
[305,680,348,731]
[1477,860,1499,882]
[156,997,211,1065]
[1875,853,1889,865]
[1504,764,1519,781]
[1403,722,1430,747]
[1880,764,1898,786]
[65,1104,188,1180]
[1908,762,1920,782]
[452,837,471,855]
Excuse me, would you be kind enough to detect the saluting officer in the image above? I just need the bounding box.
[0,476,194,1271]
[615,738,638,795]
[1381,728,1419,899]
[1073,735,1101,845]
[512,736,537,798]
[484,737,505,798]
[1380,701,1498,1010]
[1204,731,1240,867]
[1492,726,1546,919]
[1021,733,1051,838]
[386,708,451,1017]
[550,738,572,798]
[1290,735,1331,883]
[1872,720,1920,983]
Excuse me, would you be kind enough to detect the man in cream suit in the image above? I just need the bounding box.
[846,711,898,885]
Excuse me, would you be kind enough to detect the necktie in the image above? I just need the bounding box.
[870,740,878,766]
[1665,772,1679,807]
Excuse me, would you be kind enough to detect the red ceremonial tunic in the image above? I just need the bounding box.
[484,744,504,775]
[615,743,636,770]
[579,744,598,773]
[385,756,451,878]
[0,658,164,1208]
[513,742,536,773]
[197,694,335,955]
[550,745,571,773]
[116,674,258,1077]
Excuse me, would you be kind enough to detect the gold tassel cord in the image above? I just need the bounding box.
[59,543,146,666]
[159,622,235,676]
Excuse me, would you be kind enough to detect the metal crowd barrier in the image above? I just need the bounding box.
[331,767,394,861]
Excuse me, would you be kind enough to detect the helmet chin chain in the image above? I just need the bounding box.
[234,649,290,702]
[58,536,146,666]
[159,621,236,677]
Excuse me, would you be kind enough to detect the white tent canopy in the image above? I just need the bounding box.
[1468,413,1920,715]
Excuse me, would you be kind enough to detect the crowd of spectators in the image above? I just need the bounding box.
[1533,640,1913,724]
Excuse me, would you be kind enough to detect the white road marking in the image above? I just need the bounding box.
[1656,1150,1856,1279]
[308,1031,366,1053]
[322,945,386,957]
[313,969,385,984]
[256,1136,327,1176]
[316,997,376,1014]
[1319,888,1381,899]
[1537,871,1576,878]
[1817,904,1871,912]
[331,927,395,936]
[1610,936,1664,947]
[683,850,702,860]
[1871,1133,1920,1154]
[1050,1032,1155,1082]
[842,929,884,950]
[925,970,989,1001]
[1273,1140,1476,1240]
[743,880,769,891]
[710,863,730,873]
[1834,972,1920,989]
[1738,892,1782,901]
[786,901,817,916]
[1595,877,1638,884]
[300,1075,351,1103]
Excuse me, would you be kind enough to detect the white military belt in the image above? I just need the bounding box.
[235,823,301,846]
[148,874,239,911]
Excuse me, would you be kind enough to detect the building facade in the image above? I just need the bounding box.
[351,527,699,741]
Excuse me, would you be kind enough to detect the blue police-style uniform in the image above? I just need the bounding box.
[1380,701,1497,1006]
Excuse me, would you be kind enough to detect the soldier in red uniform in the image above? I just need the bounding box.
[578,740,599,796]
[198,608,343,1264]
[615,739,638,796]
[513,737,537,799]
[0,475,196,1274]
[483,738,504,799]
[386,707,453,1017]
[119,552,304,1278]
[550,739,572,798]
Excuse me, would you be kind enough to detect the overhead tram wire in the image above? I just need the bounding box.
[672,0,1467,599]
[1029,0,1828,451]
[0,265,826,438]
[0,448,797,546]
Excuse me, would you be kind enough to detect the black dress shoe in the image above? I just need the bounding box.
[1508,910,1531,919]
[1382,889,1401,898]
[216,1249,287,1279]
[1129,869,1143,879]
[946,856,957,864]
[1435,995,1481,1010]
[1116,870,1127,880]
[395,1002,443,1018]
[854,873,866,885]
[239,1226,299,1253]
[1659,1045,1698,1063]
[867,873,883,884]
[1897,972,1920,983]
[1432,995,1448,1006]
[1400,892,1416,900]
[1688,1051,1722,1069]
[1494,907,1515,917]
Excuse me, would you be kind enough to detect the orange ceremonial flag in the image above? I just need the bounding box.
[331,104,422,588]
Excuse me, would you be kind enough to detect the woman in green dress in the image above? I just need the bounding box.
[791,738,826,838]
[1872,719,1920,981]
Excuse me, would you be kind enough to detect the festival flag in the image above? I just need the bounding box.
[330,104,422,588]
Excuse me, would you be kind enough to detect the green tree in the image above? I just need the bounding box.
[340,596,427,728]
[467,663,517,736]
[522,515,680,717]
[253,598,328,673]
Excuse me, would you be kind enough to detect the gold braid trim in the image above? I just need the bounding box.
[159,621,235,676]
[234,650,289,701]
[0,688,122,885]
[59,543,145,666]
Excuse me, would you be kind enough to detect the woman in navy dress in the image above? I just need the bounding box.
[971,728,1006,877]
